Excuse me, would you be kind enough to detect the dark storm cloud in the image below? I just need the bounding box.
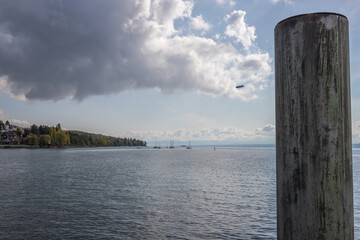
[0,0,141,100]
[0,0,271,101]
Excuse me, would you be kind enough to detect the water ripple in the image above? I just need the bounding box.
[2,147,357,239]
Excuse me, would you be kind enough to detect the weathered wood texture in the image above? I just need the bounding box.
[275,13,353,239]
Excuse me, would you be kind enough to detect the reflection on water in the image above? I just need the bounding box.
[0,147,359,239]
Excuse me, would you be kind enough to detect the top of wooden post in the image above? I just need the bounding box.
[276,12,347,27]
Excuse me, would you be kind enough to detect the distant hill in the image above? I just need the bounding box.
[68,130,146,147]
[1,119,146,147]
[354,144,360,148]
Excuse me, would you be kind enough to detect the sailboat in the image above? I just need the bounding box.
[169,139,175,149]
[186,139,192,149]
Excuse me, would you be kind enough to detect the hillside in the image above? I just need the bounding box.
[0,120,146,147]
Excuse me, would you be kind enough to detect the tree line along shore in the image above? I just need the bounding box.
[0,120,146,148]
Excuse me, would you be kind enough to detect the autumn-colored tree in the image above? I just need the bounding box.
[66,132,71,145]
[50,127,57,145]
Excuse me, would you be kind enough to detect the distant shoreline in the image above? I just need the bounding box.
[0,145,72,149]
[2,144,360,149]
[0,144,34,149]
[0,145,146,149]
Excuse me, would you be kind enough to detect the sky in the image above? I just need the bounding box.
[0,0,359,145]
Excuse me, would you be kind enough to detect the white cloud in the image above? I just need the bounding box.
[224,10,256,49]
[0,109,31,127]
[124,123,276,142]
[269,0,293,4]
[256,124,275,132]
[215,0,236,6]
[0,1,271,101]
[10,119,31,127]
[0,76,27,101]
[189,15,211,31]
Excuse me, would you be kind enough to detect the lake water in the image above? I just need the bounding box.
[0,147,359,239]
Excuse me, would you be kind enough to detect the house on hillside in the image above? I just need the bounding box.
[1,131,21,144]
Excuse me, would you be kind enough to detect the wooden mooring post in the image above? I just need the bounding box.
[275,13,353,239]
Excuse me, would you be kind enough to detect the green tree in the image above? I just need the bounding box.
[26,134,39,146]
[23,128,31,138]
[31,124,40,136]
[0,120,4,130]
[16,127,22,137]
[70,135,80,146]
[90,136,96,145]
[39,135,51,147]
[96,137,107,146]
[39,125,50,135]
[56,123,61,131]
[5,120,10,127]
[56,131,67,146]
